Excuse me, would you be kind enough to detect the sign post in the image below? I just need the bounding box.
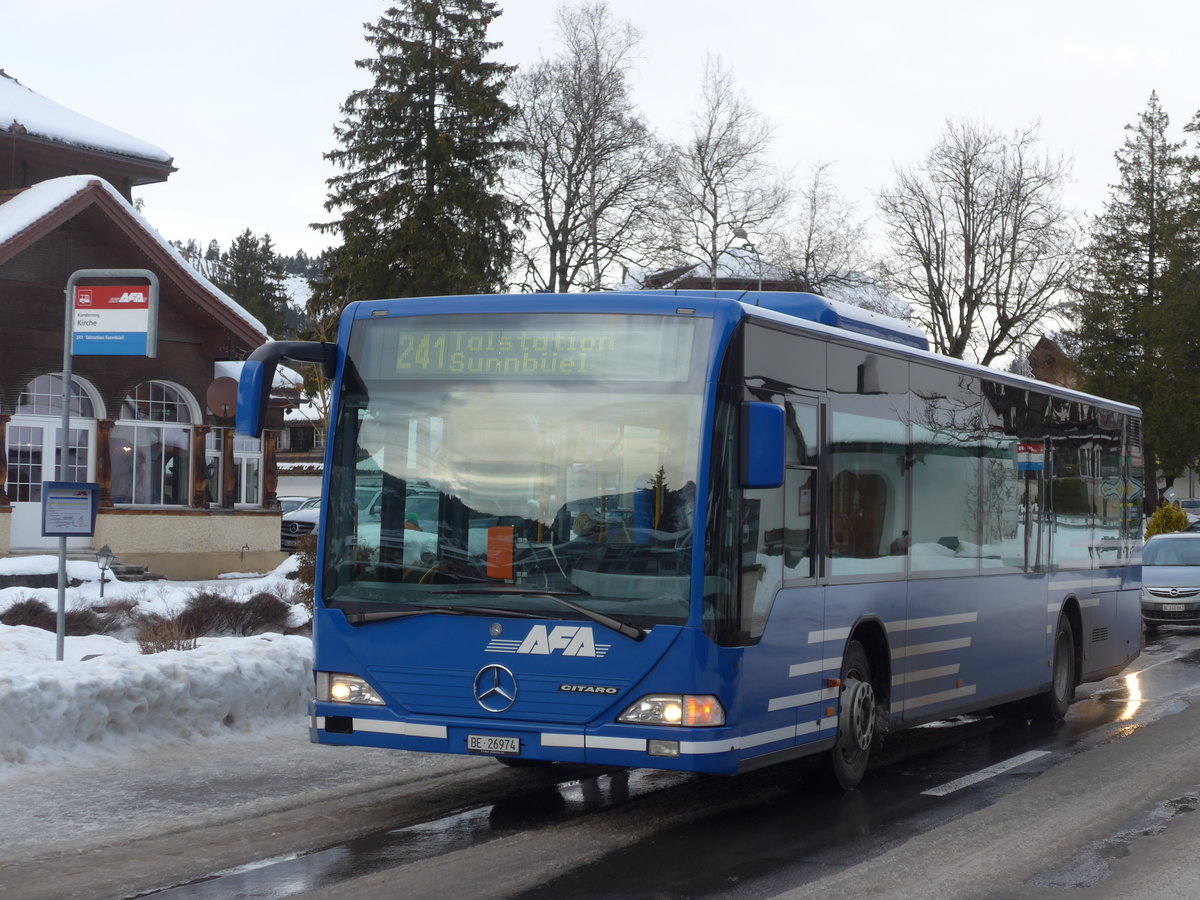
[53,270,159,660]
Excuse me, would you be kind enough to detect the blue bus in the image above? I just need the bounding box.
[238,290,1143,788]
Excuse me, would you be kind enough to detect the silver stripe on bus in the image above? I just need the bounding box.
[807,612,976,647]
[788,656,843,677]
[539,717,840,756]
[808,626,852,644]
[541,733,585,748]
[314,717,448,739]
[891,637,971,658]
[1046,597,1101,612]
[679,717,840,753]
[885,612,979,631]
[893,684,977,712]
[892,664,960,686]
[584,736,648,752]
[1050,578,1092,591]
[768,686,839,712]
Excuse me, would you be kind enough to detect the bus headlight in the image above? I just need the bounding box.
[617,694,724,727]
[318,672,385,706]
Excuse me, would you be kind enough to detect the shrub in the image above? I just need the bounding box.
[1,597,118,636]
[0,598,56,630]
[239,591,292,634]
[176,588,292,636]
[291,533,317,614]
[136,615,198,654]
[64,607,104,636]
[1145,502,1189,539]
[0,583,300,647]
[175,590,240,636]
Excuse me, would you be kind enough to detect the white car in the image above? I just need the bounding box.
[280,500,321,550]
[278,495,319,514]
[280,489,438,564]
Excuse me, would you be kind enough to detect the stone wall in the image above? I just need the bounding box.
[92,508,287,580]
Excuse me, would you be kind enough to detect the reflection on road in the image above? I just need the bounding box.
[1119,671,1142,720]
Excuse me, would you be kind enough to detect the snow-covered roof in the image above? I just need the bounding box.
[283,400,323,423]
[0,71,172,164]
[0,175,268,340]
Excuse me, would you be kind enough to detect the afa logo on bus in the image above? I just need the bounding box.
[486,624,612,658]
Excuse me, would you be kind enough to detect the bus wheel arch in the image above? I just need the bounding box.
[1028,603,1080,723]
[819,621,890,790]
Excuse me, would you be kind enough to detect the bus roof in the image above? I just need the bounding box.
[637,289,929,351]
[344,291,1140,417]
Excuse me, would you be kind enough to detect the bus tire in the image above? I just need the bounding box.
[1027,614,1076,723]
[819,640,879,790]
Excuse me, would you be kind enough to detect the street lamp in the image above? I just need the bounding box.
[96,544,115,599]
[733,227,763,291]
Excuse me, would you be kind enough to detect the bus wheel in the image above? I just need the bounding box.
[1027,614,1076,723]
[820,640,878,790]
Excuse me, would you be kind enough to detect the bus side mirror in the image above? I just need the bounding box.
[741,401,785,489]
[236,340,337,438]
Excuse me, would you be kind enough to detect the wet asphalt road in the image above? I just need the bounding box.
[6,629,1200,900]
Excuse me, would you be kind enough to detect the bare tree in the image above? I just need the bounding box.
[506,1,669,292]
[763,162,871,294]
[666,56,790,290]
[877,119,1080,364]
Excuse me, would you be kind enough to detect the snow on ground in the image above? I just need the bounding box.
[0,555,313,773]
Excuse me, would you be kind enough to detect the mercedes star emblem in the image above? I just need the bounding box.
[473,664,518,713]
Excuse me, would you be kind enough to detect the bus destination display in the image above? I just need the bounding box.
[375,315,703,382]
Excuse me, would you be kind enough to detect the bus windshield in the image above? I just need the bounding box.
[321,312,712,629]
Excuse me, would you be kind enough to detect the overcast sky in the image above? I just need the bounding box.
[4,1,1198,258]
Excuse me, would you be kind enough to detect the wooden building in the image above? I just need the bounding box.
[0,71,287,577]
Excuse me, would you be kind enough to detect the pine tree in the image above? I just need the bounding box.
[1071,92,1188,499]
[312,0,519,319]
[213,229,291,336]
[1153,108,1200,485]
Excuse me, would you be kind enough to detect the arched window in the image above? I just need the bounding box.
[111,381,196,506]
[16,373,98,418]
[7,374,98,502]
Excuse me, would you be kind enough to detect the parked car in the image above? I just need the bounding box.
[1141,532,1200,628]
[278,495,319,514]
[281,500,321,551]
[280,486,443,559]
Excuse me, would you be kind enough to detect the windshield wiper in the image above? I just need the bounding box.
[342,603,548,625]
[343,605,464,625]
[429,585,648,641]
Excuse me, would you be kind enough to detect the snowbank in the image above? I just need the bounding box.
[0,556,313,772]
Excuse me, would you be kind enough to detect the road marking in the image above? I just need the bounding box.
[922,750,1051,796]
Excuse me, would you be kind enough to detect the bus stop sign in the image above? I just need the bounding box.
[71,276,159,357]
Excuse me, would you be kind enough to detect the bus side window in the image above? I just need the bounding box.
[829,409,908,577]
[741,486,784,639]
[783,400,818,578]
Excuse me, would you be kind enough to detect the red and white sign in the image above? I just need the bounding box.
[75,285,149,308]
[72,284,153,355]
